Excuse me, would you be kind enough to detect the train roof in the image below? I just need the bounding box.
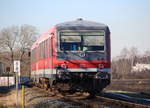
[56,18,109,31]
[31,27,55,50]
[31,19,110,50]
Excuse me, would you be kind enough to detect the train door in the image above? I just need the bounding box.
[35,47,39,83]
[49,37,53,74]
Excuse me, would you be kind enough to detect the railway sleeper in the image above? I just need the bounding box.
[39,77,50,90]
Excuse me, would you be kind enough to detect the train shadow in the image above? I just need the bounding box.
[0,85,15,95]
[0,81,34,95]
[27,95,50,102]
[22,81,34,88]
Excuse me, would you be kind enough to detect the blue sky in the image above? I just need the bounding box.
[0,0,150,57]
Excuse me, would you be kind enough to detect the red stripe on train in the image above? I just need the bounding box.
[31,59,111,71]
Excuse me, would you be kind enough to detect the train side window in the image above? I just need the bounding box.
[35,48,38,62]
[41,42,43,59]
[45,39,48,58]
[40,43,42,59]
[49,38,51,57]
[50,37,53,57]
[47,38,50,58]
[37,47,39,61]
[45,40,47,58]
[43,41,45,59]
[42,41,45,59]
[39,43,41,59]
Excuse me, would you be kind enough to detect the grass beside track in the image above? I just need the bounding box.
[106,79,150,94]
[105,90,150,99]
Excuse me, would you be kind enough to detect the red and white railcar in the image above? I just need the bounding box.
[31,18,111,93]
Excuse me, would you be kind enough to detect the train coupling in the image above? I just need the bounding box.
[95,72,110,79]
[57,72,71,80]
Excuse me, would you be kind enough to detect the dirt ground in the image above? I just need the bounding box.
[1,79,150,108]
[105,79,150,94]
[0,87,21,108]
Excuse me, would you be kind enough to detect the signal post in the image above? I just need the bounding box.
[14,60,20,107]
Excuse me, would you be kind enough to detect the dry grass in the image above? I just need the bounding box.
[0,88,21,108]
[106,79,150,93]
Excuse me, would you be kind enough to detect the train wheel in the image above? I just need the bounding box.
[44,83,49,90]
[87,91,96,99]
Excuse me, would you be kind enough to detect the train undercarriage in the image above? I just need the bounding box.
[35,71,111,95]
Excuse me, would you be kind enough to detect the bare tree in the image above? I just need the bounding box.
[112,47,140,79]
[120,47,129,59]
[0,25,38,75]
[0,26,19,63]
[17,25,38,76]
[129,47,139,57]
[18,24,37,61]
[144,50,150,57]
[129,47,139,67]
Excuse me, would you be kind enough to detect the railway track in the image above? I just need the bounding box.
[23,83,150,108]
[61,93,150,108]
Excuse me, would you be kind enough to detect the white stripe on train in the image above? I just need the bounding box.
[31,68,111,76]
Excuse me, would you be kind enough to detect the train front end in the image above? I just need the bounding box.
[55,19,111,93]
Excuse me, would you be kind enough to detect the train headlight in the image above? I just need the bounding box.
[98,64,104,68]
[61,64,68,69]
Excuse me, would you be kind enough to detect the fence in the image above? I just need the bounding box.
[0,76,15,86]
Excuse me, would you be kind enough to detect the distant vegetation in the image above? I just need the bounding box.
[112,47,150,79]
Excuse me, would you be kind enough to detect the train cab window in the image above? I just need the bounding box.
[83,35,104,51]
[60,32,105,51]
[61,42,81,51]
[60,35,81,51]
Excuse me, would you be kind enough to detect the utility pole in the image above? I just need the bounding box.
[14,60,20,107]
